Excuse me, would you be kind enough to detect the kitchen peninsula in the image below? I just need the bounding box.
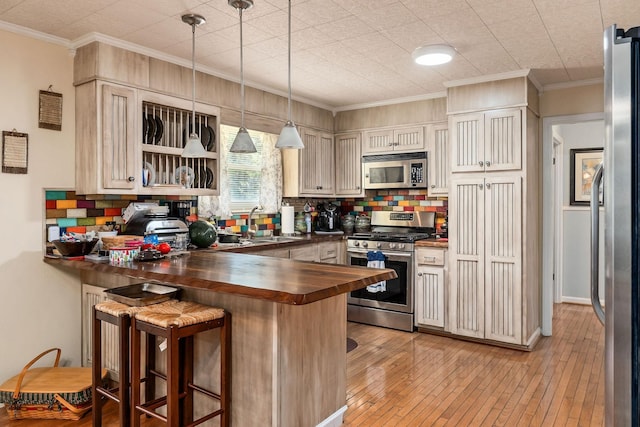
[44,250,396,427]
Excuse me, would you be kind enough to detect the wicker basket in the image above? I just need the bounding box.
[101,234,142,250]
[0,348,106,420]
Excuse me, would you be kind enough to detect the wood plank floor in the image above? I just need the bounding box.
[0,303,603,426]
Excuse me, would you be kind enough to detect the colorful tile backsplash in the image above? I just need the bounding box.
[44,188,448,239]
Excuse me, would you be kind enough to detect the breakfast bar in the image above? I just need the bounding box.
[44,250,396,427]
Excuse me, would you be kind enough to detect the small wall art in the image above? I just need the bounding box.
[38,87,63,131]
[570,147,603,206]
[2,130,28,174]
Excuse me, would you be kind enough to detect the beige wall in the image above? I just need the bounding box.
[540,83,604,118]
[0,30,80,382]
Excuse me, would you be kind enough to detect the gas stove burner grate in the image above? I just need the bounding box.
[348,231,432,243]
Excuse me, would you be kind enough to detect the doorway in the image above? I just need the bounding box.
[541,112,604,336]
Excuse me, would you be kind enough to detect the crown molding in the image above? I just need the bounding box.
[333,91,447,114]
[444,69,533,88]
[542,77,603,93]
[0,19,69,47]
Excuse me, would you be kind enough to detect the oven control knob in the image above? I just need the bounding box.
[398,243,406,249]
[376,242,381,248]
[353,241,360,247]
[389,243,396,249]
[362,242,368,248]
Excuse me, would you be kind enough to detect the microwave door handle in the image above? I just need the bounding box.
[590,162,605,325]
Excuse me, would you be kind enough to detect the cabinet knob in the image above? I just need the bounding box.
[478,183,484,190]
[431,184,435,188]
[356,186,361,190]
[388,142,394,146]
[417,272,423,277]
[478,160,484,167]
[486,182,491,189]
[486,160,491,167]
[128,176,135,182]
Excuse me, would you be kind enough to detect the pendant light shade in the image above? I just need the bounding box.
[229,0,257,154]
[276,0,304,149]
[181,14,208,158]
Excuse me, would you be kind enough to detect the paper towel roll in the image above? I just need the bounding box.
[281,206,295,235]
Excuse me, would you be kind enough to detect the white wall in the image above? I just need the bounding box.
[0,29,81,382]
[557,120,605,302]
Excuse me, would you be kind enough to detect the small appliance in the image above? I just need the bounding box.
[316,202,341,232]
[362,152,427,189]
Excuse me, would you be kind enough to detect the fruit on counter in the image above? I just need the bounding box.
[141,243,155,250]
[157,242,171,254]
[189,220,217,248]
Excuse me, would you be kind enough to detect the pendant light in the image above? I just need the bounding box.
[229,0,257,153]
[275,0,304,149]
[181,14,208,158]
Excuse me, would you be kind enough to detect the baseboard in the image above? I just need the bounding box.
[561,296,593,305]
[317,405,347,427]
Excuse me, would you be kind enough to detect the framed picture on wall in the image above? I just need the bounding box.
[570,148,603,206]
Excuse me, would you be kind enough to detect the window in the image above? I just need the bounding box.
[199,125,282,217]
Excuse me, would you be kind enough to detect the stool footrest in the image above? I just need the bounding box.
[135,404,167,423]
[96,386,121,403]
[191,408,224,427]
[188,382,221,401]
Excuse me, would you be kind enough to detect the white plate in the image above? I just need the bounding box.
[143,162,156,187]
[174,166,195,188]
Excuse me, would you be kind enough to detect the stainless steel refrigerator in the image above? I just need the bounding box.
[591,24,640,426]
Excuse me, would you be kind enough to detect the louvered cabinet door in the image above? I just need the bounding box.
[102,84,137,190]
[450,113,484,173]
[299,129,335,195]
[484,175,523,344]
[335,133,363,196]
[427,123,449,195]
[484,108,522,171]
[448,177,485,338]
[415,264,445,328]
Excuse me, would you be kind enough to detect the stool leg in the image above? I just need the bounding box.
[145,331,156,404]
[118,314,131,427]
[221,314,231,427]
[181,335,194,425]
[92,307,103,427]
[167,325,180,426]
[131,317,142,427]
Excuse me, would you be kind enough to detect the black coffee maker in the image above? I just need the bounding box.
[316,202,341,232]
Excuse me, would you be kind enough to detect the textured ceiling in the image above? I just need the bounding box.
[1,0,639,110]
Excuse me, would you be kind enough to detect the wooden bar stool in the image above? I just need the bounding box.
[130,300,231,427]
[92,300,140,427]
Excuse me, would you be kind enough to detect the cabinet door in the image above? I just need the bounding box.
[362,129,394,154]
[450,113,484,173]
[299,129,334,195]
[415,264,445,328]
[484,108,522,171]
[448,177,485,338]
[318,241,340,263]
[102,84,137,190]
[427,123,449,195]
[335,133,363,196]
[290,245,318,261]
[484,175,522,344]
[393,126,425,153]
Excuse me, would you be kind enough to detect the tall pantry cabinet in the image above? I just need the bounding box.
[447,74,541,349]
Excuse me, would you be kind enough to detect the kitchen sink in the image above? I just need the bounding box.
[249,235,304,243]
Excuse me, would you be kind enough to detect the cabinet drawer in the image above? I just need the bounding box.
[319,243,339,260]
[416,248,445,266]
[290,245,318,261]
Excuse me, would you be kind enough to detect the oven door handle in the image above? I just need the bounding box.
[347,249,413,258]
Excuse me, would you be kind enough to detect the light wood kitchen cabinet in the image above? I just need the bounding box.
[362,125,425,154]
[415,247,447,328]
[450,108,522,173]
[75,81,220,195]
[298,128,335,196]
[426,123,449,196]
[76,81,138,194]
[448,174,523,344]
[318,241,342,264]
[335,132,363,197]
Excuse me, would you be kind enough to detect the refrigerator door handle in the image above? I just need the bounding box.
[590,162,605,325]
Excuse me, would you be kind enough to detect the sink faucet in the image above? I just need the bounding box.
[247,205,263,239]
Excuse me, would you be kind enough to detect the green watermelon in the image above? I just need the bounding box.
[189,220,217,248]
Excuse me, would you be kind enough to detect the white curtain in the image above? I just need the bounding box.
[198,126,282,219]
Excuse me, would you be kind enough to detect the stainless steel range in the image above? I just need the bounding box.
[347,211,435,332]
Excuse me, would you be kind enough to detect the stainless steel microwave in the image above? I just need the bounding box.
[362,152,428,190]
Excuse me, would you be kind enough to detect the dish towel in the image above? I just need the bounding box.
[366,251,387,293]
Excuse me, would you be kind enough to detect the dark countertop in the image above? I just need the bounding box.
[43,247,396,305]
[212,233,345,253]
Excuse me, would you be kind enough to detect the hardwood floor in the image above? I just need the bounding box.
[0,304,603,426]
[344,303,605,426]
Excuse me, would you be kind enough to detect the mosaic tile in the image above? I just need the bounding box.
[56,218,78,227]
[77,200,95,209]
[96,217,114,225]
[77,218,96,226]
[95,200,113,209]
[56,200,77,209]
[104,208,123,216]
[67,208,88,218]
[45,190,67,200]
[46,209,67,219]
[45,200,56,209]
[66,226,86,234]
[403,206,415,211]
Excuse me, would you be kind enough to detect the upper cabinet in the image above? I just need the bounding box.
[298,127,335,196]
[450,108,522,173]
[363,126,425,154]
[426,123,449,196]
[335,132,363,197]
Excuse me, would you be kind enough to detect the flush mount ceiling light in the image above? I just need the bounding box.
[412,44,456,66]
[181,13,208,158]
[229,0,257,153]
[275,0,304,150]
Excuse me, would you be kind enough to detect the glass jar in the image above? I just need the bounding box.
[295,214,307,234]
[354,215,371,233]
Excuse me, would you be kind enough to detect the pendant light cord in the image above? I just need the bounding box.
[240,7,245,128]
[287,0,292,122]
[191,22,196,131]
